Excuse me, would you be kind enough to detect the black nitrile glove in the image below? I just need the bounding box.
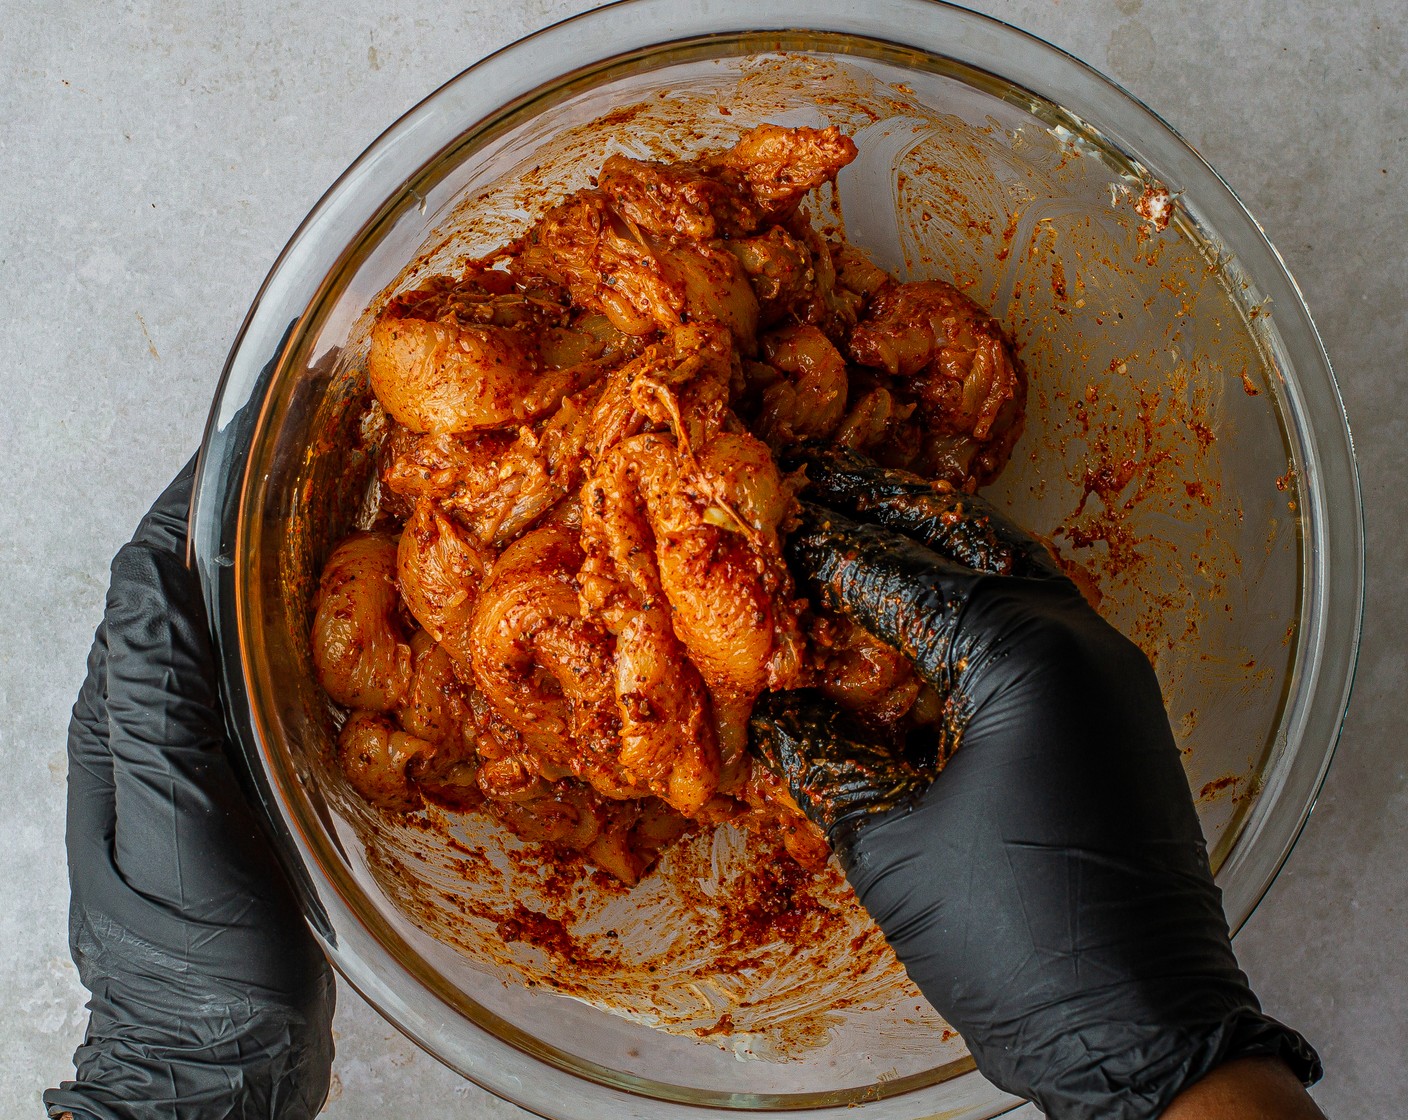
[45,459,334,1120]
[753,447,1320,1120]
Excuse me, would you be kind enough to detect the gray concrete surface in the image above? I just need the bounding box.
[1,1,1401,1116]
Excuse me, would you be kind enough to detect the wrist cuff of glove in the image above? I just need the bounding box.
[1219,1009,1322,1085]
[1009,1007,1321,1120]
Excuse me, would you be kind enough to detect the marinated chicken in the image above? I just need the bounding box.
[312,124,1026,884]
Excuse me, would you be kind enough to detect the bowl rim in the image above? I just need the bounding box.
[192,1,1365,1117]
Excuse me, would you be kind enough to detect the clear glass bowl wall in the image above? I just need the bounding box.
[192,5,1362,1120]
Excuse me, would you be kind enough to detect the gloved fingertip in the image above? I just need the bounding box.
[749,689,928,841]
[131,453,199,557]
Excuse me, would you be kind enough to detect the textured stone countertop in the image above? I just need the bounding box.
[2,1,1402,1116]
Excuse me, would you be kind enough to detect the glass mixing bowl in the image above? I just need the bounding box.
[191,2,1363,1117]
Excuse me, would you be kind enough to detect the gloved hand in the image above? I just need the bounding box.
[752,447,1321,1120]
[45,459,335,1120]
